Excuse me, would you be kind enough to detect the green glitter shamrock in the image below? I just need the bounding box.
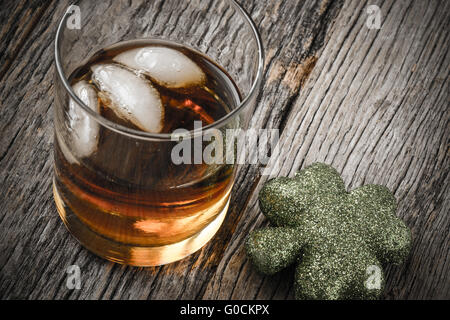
[245,163,411,300]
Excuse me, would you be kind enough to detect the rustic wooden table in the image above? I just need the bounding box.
[0,0,448,300]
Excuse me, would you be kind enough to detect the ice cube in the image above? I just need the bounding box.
[68,81,100,159]
[91,64,164,133]
[113,47,205,89]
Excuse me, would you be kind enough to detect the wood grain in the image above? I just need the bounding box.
[0,0,448,300]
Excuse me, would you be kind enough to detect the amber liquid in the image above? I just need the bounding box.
[54,40,240,265]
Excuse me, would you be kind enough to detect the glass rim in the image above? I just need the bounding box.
[54,0,264,141]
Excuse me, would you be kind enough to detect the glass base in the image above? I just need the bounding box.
[53,181,229,266]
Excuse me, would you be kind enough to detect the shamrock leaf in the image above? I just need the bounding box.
[245,163,411,300]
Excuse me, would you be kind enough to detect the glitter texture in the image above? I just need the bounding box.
[245,163,411,300]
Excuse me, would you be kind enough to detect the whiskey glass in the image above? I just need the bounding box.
[54,0,264,266]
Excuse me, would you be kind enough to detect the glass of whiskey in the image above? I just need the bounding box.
[54,0,263,266]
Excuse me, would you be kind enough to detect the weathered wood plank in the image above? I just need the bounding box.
[0,0,448,300]
[202,0,449,300]
[0,0,51,82]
